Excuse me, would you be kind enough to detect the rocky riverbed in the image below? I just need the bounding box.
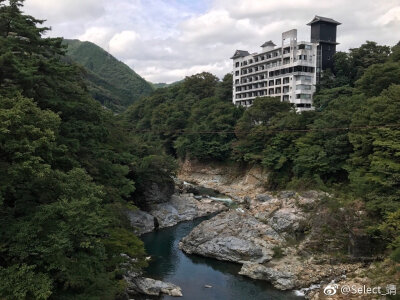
[177,159,374,299]
[124,178,228,298]
[124,159,379,299]
[126,185,227,235]
[179,193,362,292]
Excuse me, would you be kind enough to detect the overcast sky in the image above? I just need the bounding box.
[23,0,400,83]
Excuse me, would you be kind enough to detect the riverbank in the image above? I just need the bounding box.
[127,187,228,235]
[141,216,301,300]
[177,159,375,299]
[124,178,230,298]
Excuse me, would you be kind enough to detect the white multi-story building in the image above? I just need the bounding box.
[231,16,340,112]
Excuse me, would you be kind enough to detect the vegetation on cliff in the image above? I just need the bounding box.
[64,39,154,112]
[125,41,400,264]
[0,1,173,298]
[1,0,399,297]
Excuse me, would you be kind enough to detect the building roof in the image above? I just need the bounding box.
[230,50,250,59]
[260,40,276,48]
[307,15,341,26]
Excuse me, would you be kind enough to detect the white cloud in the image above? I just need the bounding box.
[23,0,400,83]
[375,6,400,26]
[78,27,114,49]
[109,31,140,58]
[23,0,106,22]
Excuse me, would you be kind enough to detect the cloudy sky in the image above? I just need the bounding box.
[23,0,400,83]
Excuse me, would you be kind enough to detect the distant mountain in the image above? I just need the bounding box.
[63,39,154,112]
[152,82,169,89]
[151,80,183,89]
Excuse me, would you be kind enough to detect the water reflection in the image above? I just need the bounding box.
[141,217,302,300]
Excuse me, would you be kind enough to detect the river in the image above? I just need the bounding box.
[141,216,303,300]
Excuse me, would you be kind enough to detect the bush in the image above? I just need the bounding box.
[272,246,284,259]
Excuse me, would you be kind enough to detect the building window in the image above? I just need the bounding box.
[235,62,239,67]
[235,71,239,76]
[296,94,311,100]
[269,80,274,86]
[296,84,312,90]
[295,75,312,82]
[283,77,290,84]
[296,103,312,108]
[275,78,281,85]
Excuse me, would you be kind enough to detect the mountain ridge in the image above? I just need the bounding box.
[63,39,154,112]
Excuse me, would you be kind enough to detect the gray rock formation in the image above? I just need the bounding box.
[239,262,296,290]
[255,194,272,202]
[179,210,283,263]
[143,181,175,204]
[150,193,227,228]
[126,209,155,235]
[125,272,182,297]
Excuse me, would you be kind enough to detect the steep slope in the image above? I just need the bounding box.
[151,80,183,89]
[64,39,154,112]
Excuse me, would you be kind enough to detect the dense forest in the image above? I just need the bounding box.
[64,39,154,113]
[125,42,400,264]
[1,0,400,299]
[0,1,174,299]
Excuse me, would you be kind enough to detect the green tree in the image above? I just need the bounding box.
[215,73,233,102]
[293,91,364,183]
[174,96,242,160]
[355,62,400,97]
[233,97,292,163]
[347,84,400,214]
[0,2,150,298]
[182,72,219,99]
[347,41,391,84]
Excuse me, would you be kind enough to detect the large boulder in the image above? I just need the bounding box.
[239,256,362,291]
[179,210,283,263]
[125,272,182,297]
[126,209,155,235]
[150,194,226,228]
[142,181,175,205]
[239,262,296,290]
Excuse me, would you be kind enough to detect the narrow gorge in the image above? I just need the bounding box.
[127,160,376,299]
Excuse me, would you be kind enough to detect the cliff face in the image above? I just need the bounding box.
[178,159,373,297]
[178,159,269,201]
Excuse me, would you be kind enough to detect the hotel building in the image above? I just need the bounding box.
[231,16,341,111]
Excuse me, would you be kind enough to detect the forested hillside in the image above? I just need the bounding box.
[125,41,400,265]
[0,1,174,299]
[64,39,154,112]
[1,0,400,298]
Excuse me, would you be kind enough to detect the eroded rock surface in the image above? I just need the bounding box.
[179,186,365,292]
[126,209,155,235]
[129,191,228,234]
[150,193,227,228]
[179,210,283,263]
[125,272,182,297]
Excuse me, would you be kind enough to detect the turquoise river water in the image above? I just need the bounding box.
[141,216,303,300]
